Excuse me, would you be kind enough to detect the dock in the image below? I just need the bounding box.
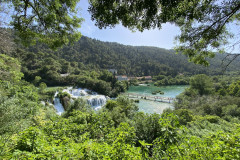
[126,93,175,103]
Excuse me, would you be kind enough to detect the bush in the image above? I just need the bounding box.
[64,98,92,117]
[205,115,220,123]
[175,109,193,125]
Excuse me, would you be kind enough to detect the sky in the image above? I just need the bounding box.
[78,0,180,50]
[78,0,240,53]
[1,0,238,53]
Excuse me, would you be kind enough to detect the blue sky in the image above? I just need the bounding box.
[78,0,240,53]
[78,0,180,50]
[2,0,237,52]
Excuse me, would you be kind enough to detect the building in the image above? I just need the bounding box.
[115,75,152,81]
[60,73,70,77]
[144,76,152,80]
[135,76,152,80]
[116,75,128,81]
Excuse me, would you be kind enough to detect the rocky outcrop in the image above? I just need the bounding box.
[62,96,70,110]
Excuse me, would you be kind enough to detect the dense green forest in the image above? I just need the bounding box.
[1,33,240,158]
[1,0,240,158]
[1,23,240,160]
[1,53,240,159]
[5,34,240,90]
[24,36,240,77]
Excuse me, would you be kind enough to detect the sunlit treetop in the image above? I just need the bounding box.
[88,0,240,65]
[1,0,83,49]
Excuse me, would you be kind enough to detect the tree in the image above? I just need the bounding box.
[1,0,83,49]
[33,76,41,86]
[0,54,23,82]
[39,82,47,93]
[88,0,240,65]
[228,80,240,97]
[0,3,15,53]
[190,74,213,95]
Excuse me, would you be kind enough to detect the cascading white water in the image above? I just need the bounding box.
[53,87,107,114]
[53,91,65,115]
[87,95,107,110]
[62,87,90,98]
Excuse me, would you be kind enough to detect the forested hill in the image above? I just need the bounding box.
[25,36,240,77]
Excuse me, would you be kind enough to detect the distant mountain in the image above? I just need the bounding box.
[11,35,240,84]
[53,36,240,76]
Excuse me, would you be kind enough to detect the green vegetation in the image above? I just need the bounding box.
[4,29,239,97]
[1,27,240,159]
[1,54,240,159]
[3,34,239,93]
[10,46,128,97]
[45,37,240,76]
[175,74,240,120]
[3,1,239,66]
[2,0,82,49]
[134,99,140,103]
[152,90,164,95]
[1,29,239,94]
[2,30,239,83]
[0,54,56,137]
[153,75,190,86]
[1,1,240,159]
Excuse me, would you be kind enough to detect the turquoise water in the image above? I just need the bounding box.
[126,84,188,114]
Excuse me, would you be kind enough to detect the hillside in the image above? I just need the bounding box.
[24,36,240,77]
[2,34,240,160]
[1,53,240,159]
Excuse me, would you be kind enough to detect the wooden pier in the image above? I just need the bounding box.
[126,93,175,103]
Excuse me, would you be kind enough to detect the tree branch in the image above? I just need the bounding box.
[221,54,240,73]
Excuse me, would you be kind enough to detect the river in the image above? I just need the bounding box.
[125,84,188,114]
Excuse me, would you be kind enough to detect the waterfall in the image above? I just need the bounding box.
[53,87,107,114]
[87,95,107,110]
[62,87,90,98]
[53,91,65,115]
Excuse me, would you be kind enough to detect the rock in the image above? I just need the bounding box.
[61,96,70,111]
